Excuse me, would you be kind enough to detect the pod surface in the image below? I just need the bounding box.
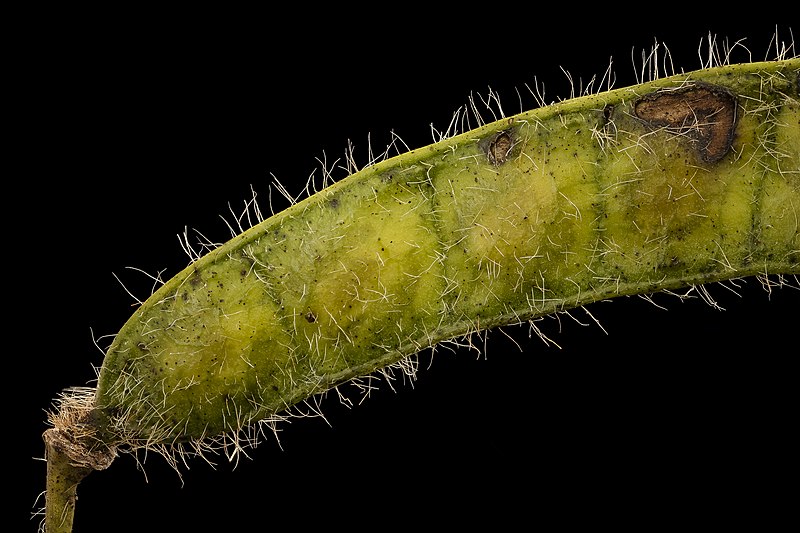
[94,59,800,446]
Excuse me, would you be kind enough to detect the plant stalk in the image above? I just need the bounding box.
[43,392,116,533]
[43,429,93,533]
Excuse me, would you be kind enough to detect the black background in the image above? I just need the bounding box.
[23,12,796,532]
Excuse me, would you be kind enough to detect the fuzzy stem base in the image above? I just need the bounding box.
[43,387,117,532]
[43,429,92,533]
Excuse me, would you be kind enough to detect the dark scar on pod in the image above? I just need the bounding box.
[485,131,514,165]
[634,83,737,163]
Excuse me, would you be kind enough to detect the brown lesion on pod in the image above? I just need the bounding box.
[188,269,204,287]
[484,130,515,165]
[603,104,615,123]
[634,83,737,163]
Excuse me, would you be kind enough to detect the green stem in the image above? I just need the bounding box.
[43,429,92,533]
[43,424,115,533]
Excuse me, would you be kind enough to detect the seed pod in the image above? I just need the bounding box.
[92,59,799,448]
[43,57,799,533]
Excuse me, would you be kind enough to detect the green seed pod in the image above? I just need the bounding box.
[90,58,798,448]
[42,52,799,533]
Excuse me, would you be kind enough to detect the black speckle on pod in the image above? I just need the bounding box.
[305,310,317,323]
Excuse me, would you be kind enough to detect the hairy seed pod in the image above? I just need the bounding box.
[43,57,799,533]
[92,59,799,447]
